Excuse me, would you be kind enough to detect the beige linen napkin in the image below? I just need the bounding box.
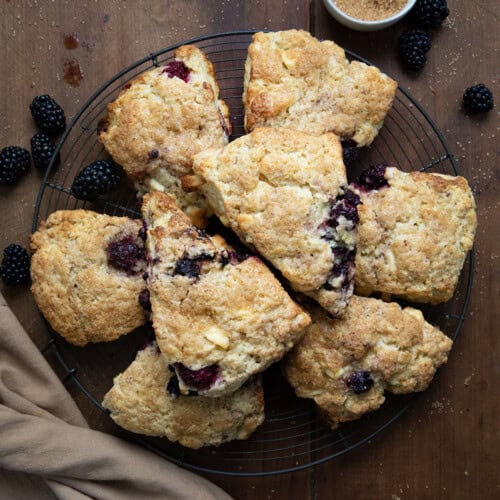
[0,292,231,500]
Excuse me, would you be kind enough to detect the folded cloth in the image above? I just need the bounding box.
[0,292,231,500]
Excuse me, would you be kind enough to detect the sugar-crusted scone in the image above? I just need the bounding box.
[141,191,310,397]
[243,30,397,147]
[30,210,147,346]
[102,343,265,449]
[283,296,453,429]
[99,45,231,227]
[353,165,477,304]
[192,127,359,317]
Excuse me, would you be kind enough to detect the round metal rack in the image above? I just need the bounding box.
[33,30,474,476]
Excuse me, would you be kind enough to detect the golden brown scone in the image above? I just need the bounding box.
[30,210,147,346]
[99,45,231,227]
[243,30,397,146]
[141,191,310,397]
[353,165,477,304]
[283,296,453,429]
[102,343,265,449]
[192,127,359,317]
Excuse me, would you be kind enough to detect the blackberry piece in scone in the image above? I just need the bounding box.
[353,165,477,304]
[243,30,397,147]
[141,191,310,397]
[99,45,231,228]
[102,343,265,449]
[283,296,453,429]
[30,210,147,346]
[192,127,359,317]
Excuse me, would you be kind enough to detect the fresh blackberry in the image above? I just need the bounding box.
[30,95,66,135]
[71,159,122,201]
[398,30,431,55]
[463,84,494,113]
[411,0,449,29]
[30,133,60,170]
[400,48,427,71]
[0,146,31,184]
[0,244,31,286]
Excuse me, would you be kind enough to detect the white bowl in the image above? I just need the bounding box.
[322,0,416,32]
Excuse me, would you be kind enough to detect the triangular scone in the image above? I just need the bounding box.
[192,127,359,317]
[102,343,265,449]
[141,191,310,397]
[353,165,477,303]
[243,30,397,147]
[99,45,231,228]
[30,210,146,346]
[283,296,453,429]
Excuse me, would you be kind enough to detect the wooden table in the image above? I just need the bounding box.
[1,1,498,498]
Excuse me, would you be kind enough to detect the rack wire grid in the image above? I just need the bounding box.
[33,30,474,476]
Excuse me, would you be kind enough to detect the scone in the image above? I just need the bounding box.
[192,127,359,317]
[243,30,397,147]
[99,45,231,227]
[354,165,477,303]
[283,296,453,429]
[30,210,147,346]
[102,343,265,449]
[142,191,310,397]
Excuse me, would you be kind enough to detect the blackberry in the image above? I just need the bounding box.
[30,133,60,170]
[0,146,31,184]
[411,0,449,29]
[174,363,219,391]
[356,164,388,191]
[463,84,494,113]
[346,370,374,394]
[400,48,427,71]
[71,159,122,201]
[398,30,431,55]
[106,235,145,273]
[0,244,31,286]
[162,61,190,82]
[341,140,360,167]
[30,95,66,135]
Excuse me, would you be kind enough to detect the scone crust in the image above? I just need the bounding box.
[102,343,265,449]
[142,191,311,397]
[193,127,356,317]
[30,210,146,346]
[283,296,452,428]
[355,167,477,303]
[99,45,231,227]
[243,30,397,146]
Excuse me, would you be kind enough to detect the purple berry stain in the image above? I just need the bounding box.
[327,190,361,229]
[107,235,145,273]
[346,370,374,394]
[355,164,388,191]
[174,363,218,391]
[163,61,190,82]
[173,252,214,278]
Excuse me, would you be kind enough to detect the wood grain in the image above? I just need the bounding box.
[0,0,498,498]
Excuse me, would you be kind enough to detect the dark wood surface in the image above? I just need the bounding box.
[0,1,498,498]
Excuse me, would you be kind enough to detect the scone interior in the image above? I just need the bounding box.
[141,190,311,397]
[192,127,360,317]
[102,343,265,449]
[283,296,453,429]
[353,165,477,304]
[30,210,147,346]
[243,30,397,147]
[99,44,232,228]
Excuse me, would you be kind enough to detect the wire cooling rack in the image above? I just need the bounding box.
[32,31,474,476]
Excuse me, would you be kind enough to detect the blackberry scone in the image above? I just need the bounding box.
[99,45,231,228]
[192,127,360,317]
[30,210,147,346]
[243,30,397,147]
[142,191,310,397]
[102,343,265,449]
[354,165,477,304]
[283,296,453,429]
